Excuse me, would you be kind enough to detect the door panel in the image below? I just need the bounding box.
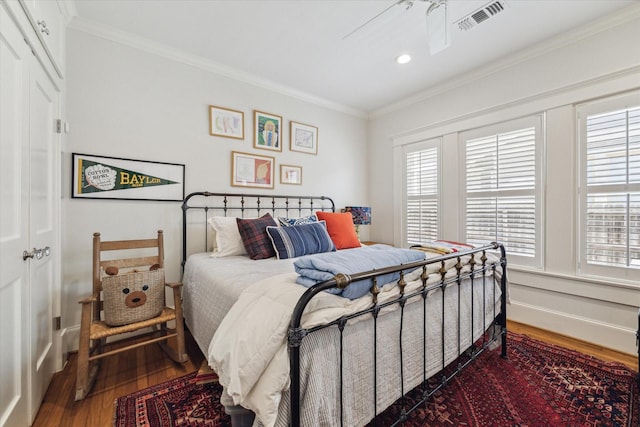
[28,38,58,422]
[18,0,64,77]
[1,3,59,424]
[0,4,30,426]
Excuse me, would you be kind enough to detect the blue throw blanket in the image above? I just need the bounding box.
[294,244,426,299]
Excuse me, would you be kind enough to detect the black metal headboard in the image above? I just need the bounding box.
[181,191,335,267]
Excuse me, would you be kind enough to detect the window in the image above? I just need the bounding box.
[404,140,439,245]
[578,92,640,280]
[462,116,543,268]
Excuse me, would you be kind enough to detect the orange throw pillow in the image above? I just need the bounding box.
[316,211,361,250]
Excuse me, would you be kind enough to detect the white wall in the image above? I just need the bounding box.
[368,7,640,354]
[62,28,368,351]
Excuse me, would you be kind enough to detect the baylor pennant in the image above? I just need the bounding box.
[78,158,178,195]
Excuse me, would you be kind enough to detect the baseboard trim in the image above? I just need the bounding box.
[65,325,80,353]
[508,302,637,355]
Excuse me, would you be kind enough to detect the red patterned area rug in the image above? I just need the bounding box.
[113,364,230,427]
[372,332,638,427]
[114,332,638,427]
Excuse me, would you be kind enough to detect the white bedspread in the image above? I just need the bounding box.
[182,253,297,353]
[208,253,500,427]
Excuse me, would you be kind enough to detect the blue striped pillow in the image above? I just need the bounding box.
[266,221,336,259]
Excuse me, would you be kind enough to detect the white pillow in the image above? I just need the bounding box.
[207,216,247,257]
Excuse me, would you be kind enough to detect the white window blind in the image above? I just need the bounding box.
[463,116,542,266]
[405,143,439,245]
[581,99,640,273]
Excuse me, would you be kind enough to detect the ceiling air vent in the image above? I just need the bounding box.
[455,0,508,32]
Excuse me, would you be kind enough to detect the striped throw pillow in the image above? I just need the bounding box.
[266,221,335,259]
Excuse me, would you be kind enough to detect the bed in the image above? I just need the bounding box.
[181,191,508,427]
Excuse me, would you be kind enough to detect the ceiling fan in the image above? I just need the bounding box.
[343,0,509,55]
[343,0,451,55]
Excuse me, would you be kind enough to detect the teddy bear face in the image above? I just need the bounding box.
[122,284,149,308]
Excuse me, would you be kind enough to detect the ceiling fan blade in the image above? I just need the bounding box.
[342,0,406,40]
[426,0,450,54]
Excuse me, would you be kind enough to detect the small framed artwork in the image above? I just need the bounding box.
[209,105,244,139]
[254,110,283,152]
[280,164,302,185]
[72,153,185,201]
[290,121,318,155]
[231,151,275,189]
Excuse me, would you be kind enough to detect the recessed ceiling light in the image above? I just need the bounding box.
[396,54,412,64]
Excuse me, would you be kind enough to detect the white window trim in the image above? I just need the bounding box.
[459,114,545,269]
[576,90,640,284]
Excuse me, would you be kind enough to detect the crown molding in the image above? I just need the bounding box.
[370,3,640,119]
[67,16,367,119]
[389,65,640,146]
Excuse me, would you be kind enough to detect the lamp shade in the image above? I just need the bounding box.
[345,206,371,225]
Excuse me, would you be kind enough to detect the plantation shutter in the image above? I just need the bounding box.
[584,105,640,269]
[406,145,439,245]
[465,127,537,258]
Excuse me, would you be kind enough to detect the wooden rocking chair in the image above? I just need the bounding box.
[75,230,188,401]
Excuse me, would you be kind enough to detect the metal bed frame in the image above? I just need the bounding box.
[180,191,508,427]
[181,191,335,268]
[288,242,508,427]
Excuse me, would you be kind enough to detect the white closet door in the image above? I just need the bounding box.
[0,4,31,426]
[27,38,59,422]
[1,3,60,424]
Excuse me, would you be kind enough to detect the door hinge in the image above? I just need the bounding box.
[56,119,62,134]
[54,316,61,330]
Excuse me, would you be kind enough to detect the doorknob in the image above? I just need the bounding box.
[23,247,51,261]
[23,249,37,260]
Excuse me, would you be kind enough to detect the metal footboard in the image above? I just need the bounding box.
[288,242,508,427]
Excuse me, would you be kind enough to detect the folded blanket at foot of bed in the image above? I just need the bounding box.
[410,240,474,255]
[293,244,426,299]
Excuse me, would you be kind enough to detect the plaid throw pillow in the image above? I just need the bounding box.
[237,213,278,260]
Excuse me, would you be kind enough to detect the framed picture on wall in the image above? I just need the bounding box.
[254,110,283,152]
[209,105,244,139]
[71,153,185,201]
[280,164,302,185]
[231,151,275,189]
[290,121,318,155]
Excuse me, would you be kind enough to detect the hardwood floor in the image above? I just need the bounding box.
[32,322,638,426]
[508,321,638,371]
[33,332,205,427]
